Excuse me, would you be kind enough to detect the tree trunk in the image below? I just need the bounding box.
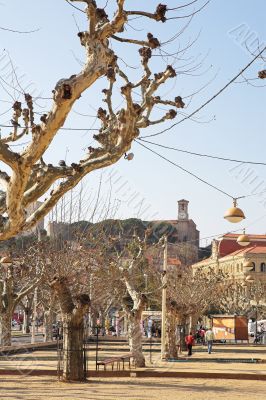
[177,315,187,352]
[62,314,85,381]
[166,311,178,359]
[51,276,90,382]
[128,315,145,367]
[44,309,53,342]
[22,310,31,334]
[0,313,12,347]
[189,313,199,333]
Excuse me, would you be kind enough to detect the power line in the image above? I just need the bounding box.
[167,0,210,20]
[136,139,266,203]
[140,45,266,139]
[138,138,266,166]
[167,0,199,11]
[135,139,234,199]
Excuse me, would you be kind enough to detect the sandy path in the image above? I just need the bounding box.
[0,376,265,400]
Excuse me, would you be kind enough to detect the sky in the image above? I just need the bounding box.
[0,0,266,245]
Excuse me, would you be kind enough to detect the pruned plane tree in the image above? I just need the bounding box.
[0,0,195,240]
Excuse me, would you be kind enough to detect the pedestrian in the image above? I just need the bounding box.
[199,327,205,345]
[205,327,215,354]
[185,331,195,356]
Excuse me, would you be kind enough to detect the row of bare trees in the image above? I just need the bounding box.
[1,227,266,380]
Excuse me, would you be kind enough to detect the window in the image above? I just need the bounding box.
[251,262,255,272]
[260,263,266,272]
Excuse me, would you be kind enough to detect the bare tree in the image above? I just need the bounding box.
[37,240,92,381]
[165,267,226,358]
[220,280,266,317]
[0,248,44,346]
[0,1,191,240]
[86,226,161,367]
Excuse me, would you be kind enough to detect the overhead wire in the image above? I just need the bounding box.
[167,0,210,20]
[135,139,234,199]
[138,138,266,167]
[140,45,266,139]
[135,139,266,203]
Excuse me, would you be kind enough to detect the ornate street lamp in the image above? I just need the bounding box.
[237,229,250,247]
[224,199,245,223]
[243,260,254,272]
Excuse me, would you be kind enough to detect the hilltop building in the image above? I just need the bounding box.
[47,199,200,265]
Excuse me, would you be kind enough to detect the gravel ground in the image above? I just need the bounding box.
[0,376,265,400]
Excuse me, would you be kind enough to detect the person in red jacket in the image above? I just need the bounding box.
[185,332,195,356]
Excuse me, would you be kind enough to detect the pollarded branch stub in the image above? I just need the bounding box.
[25,93,34,126]
[95,7,109,24]
[133,103,142,116]
[258,69,266,79]
[58,160,66,167]
[12,101,22,121]
[77,31,90,47]
[139,47,152,63]
[166,65,176,78]
[11,101,22,138]
[97,107,109,128]
[154,72,164,81]
[154,3,167,22]
[40,114,48,124]
[165,109,177,120]
[22,109,30,131]
[53,78,75,101]
[71,162,83,173]
[106,65,116,83]
[175,96,185,108]
[147,33,160,49]
[121,82,133,97]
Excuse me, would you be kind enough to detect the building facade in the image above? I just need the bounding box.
[192,233,266,284]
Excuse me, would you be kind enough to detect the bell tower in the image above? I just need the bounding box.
[178,199,189,220]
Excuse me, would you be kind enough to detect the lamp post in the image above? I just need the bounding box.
[161,235,168,360]
[254,306,258,344]
[95,319,101,370]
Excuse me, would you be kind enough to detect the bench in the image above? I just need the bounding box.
[120,353,134,370]
[96,353,134,371]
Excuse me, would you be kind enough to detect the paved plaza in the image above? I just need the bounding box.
[0,375,266,400]
[1,342,266,399]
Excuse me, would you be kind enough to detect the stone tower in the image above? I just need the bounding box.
[178,199,189,220]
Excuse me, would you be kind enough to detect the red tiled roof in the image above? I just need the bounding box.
[222,233,266,239]
[218,234,266,257]
[221,246,266,257]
